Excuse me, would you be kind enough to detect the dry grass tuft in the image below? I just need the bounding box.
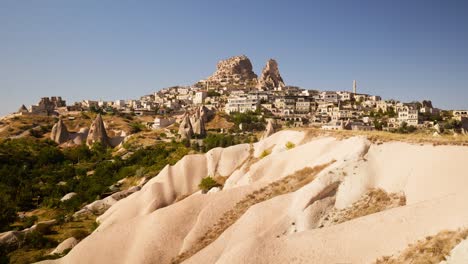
[375,229,468,264]
[171,162,333,264]
[319,188,406,228]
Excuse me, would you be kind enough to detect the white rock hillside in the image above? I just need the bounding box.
[40,130,468,264]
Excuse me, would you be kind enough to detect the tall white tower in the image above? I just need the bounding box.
[353,80,357,94]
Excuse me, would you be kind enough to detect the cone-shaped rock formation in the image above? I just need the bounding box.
[50,119,70,144]
[86,114,110,147]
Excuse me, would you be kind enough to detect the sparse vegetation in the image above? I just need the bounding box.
[260,149,271,158]
[375,229,468,264]
[198,177,222,193]
[319,189,406,228]
[285,141,295,149]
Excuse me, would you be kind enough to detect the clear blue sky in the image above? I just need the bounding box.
[1,0,467,115]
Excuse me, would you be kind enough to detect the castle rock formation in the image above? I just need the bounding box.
[202,55,258,89]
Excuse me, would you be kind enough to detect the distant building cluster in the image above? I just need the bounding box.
[12,55,467,134]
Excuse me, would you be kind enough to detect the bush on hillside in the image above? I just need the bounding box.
[198,177,221,193]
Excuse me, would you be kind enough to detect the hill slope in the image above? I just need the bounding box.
[40,130,468,264]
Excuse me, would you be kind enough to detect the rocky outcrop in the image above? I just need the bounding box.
[421,100,433,108]
[180,106,213,140]
[203,55,257,88]
[262,119,275,139]
[50,237,78,255]
[86,114,110,147]
[50,119,70,144]
[178,114,194,140]
[257,59,285,90]
[18,104,28,113]
[191,109,206,138]
[0,220,57,248]
[73,186,141,219]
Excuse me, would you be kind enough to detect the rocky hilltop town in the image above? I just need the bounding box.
[10,55,468,139]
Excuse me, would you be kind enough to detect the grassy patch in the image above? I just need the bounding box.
[375,229,468,264]
[319,188,406,228]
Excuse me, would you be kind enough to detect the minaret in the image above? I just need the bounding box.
[353,80,357,94]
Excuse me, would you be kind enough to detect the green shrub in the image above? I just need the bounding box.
[260,150,271,158]
[70,229,89,240]
[21,215,38,229]
[285,141,295,150]
[23,231,57,249]
[129,122,146,134]
[198,177,221,193]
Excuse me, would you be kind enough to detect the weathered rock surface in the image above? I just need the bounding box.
[0,220,57,248]
[86,114,110,147]
[257,59,285,90]
[262,119,275,139]
[73,186,141,219]
[37,134,468,264]
[50,119,70,144]
[203,55,257,88]
[0,231,21,248]
[191,111,206,138]
[178,114,194,140]
[50,237,79,255]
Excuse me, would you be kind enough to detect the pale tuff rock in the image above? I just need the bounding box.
[50,119,70,144]
[204,55,258,88]
[179,106,212,139]
[50,237,79,255]
[178,114,194,140]
[191,108,206,137]
[257,59,285,90]
[262,119,275,139]
[36,134,468,264]
[73,186,141,219]
[72,128,89,145]
[86,114,110,147]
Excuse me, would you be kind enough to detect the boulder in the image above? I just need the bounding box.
[29,220,57,234]
[110,186,140,201]
[50,119,70,144]
[86,114,110,147]
[0,231,21,248]
[60,192,77,202]
[257,59,285,90]
[49,237,79,255]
